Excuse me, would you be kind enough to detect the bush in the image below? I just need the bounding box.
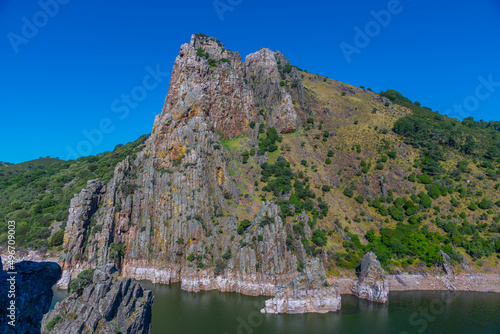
[237,219,251,235]
[478,198,494,210]
[249,121,256,129]
[325,158,332,165]
[312,229,327,247]
[48,230,64,247]
[428,184,441,199]
[469,202,478,211]
[355,195,364,204]
[381,155,388,163]
[420,194,432,208]
[387,151,397,159]
[327,150,334,157]
[322,185,331,192]
[343,187,354,198]
[45,314,63,331]
[187,254,195,262]
[419,173,432,184]
[69,268,96,295]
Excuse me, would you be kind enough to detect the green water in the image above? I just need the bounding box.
[52,282,500,334]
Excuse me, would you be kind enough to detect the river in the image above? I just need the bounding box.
[51,281,500,334]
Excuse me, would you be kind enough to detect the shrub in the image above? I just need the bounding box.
[355,195,364,204]
[327,150,334,157]
[322,185,331,192]
[237,219,251,235]
[187,254,195,262]
[469,202,478,211]
[312,229,327,247]
[387,151,397,159]
[408,173,416,182]
[343,187,354,198]
[376,163,384,170]
[428,184,441,199]
[249,121,256,129]
[45,314,63,331]
[208,59,217,67]
[48,230,64,247]
[69,268,96,295]
[222,248,232,260]
[478,198,493,210]
[419,173,432,184]
[325,158,332,165]
[420,194,432,208]
[381,155,388,162]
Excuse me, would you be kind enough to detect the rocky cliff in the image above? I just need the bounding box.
[0,256,62,334]
[58,34,338,310]
[352,252,389,303]
[43,264,153,334]
[260,258,341,314]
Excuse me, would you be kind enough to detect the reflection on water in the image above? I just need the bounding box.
[51,281,500,334]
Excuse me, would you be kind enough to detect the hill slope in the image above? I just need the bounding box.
[1,34,499,288]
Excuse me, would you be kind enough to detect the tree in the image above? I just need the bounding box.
[428,184,441,199]
[420,194,432,208]
[487,145,499,159]
[462,135,476,155]
[419,173,432,184]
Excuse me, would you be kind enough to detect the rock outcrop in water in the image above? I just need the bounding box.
[43,264,153,334]
[0,256,62,334]
[260,259,341,314]
[352,252,389,303]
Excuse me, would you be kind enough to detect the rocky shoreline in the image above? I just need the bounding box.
[3,251,500,296]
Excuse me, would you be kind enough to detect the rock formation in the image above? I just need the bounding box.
[439,250,455,276]
[260,259,341,314]
[0,256,62,334]
[352,252,389,303]
[42,264,153,334]
[56,33,342,314]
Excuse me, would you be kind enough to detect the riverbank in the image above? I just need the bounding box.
[3,249,500,295]
[335,273,500,294]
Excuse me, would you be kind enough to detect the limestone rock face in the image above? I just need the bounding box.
[0,257,62,334]
[352,252,389,303]
[260,259,341,314]
[42,264,153,334]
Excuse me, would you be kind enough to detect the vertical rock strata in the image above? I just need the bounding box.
[58,34,341,313]
[260,259,341,314]
[42,264,153,334]
[352,252,389,303]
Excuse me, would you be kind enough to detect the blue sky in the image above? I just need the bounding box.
[1,0,499,163]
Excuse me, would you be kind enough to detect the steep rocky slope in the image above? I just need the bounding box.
[43,264,153,333]
[56,33,500,312]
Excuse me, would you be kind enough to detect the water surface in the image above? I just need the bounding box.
[52,281,500,334]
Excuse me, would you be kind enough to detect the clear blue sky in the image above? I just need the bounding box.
[1,0,499,163]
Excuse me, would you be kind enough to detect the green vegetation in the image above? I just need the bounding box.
[0,135,149,249]
[69,268,96,295]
